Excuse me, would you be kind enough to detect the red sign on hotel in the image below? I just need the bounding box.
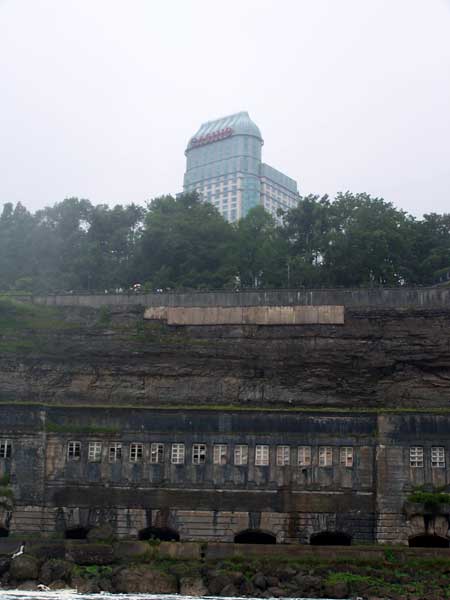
[190,127,233,148]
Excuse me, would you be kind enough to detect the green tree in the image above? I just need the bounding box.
[407,213,450,284]
[233,206,286,288]
[32,198,92,291]
[135,193,236,289]
[322,192,414,286]
[83,203,145,289]
[281,195,331,287]
[0,202,35,290]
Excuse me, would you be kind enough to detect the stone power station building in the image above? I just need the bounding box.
[1,287,450,547]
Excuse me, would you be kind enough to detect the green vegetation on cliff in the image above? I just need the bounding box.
[0,297,77,353]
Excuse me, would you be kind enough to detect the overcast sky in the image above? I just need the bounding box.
[1,0,449,217]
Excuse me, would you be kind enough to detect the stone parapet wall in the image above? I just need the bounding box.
[24,285,450,309]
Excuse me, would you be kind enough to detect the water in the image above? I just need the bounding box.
[0,593,337,600]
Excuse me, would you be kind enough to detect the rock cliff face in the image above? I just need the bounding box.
[1,299,450,409]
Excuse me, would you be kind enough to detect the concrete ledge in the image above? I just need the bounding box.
[203,542,450,561]
[144,305,345,325]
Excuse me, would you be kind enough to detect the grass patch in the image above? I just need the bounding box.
[0,486,13,498]
[0,298,75,332]
[2,399,450,415]
[0,297,80,354]
[97,306,112,326]
[0,474,10,486]
[407,490,450,508]
[45,421,119,434]
[74,564,113,579]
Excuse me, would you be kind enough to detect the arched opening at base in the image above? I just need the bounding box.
[65,527,89,540]
[310,531,352,546]
[409,534,450,548]
[234,529,276,544]
[0,528,9,538]
[138,527,180,542]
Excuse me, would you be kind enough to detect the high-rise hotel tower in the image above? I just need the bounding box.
[183,112,300,222]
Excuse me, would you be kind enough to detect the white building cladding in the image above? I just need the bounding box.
[183,112,299,222]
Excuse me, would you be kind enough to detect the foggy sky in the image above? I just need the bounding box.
[1,0,449,217]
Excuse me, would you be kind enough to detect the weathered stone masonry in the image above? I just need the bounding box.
[1,406,450,545]
[1,288,450,545]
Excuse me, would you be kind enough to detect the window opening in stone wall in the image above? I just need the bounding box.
[298,446,311,466]
[192,443,207,465]
[129,443,144,462]
[139,527,180,542]
[0,440,11,459]
[65,527,89,539]
[277,446,290,466]
[431,446,445,468]
[171,443,185,464]
[213,444,227,465]
[234,444,248,466]
[234,529,276,544]
[88,442,102,462]
[67,441,81,461]
[319,446,333,467]
[255,445,269,466]
[339,447,353,467]
[109,443,122,462]
[310,531,352,546]
[150,443,164,464]
[410,446,424,467]
[409,534,449,548]
[0,528,9,537]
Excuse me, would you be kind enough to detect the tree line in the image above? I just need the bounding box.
[0,192,449,293]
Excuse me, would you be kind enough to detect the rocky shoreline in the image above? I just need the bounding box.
[0,538,449,599]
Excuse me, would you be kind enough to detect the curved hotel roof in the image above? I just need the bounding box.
[186,111,263,151]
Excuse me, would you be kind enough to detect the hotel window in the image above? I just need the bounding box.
[276,446,290,466]
[150,443,164,464]
[67,441,81,461]
[0,440,12,459]
[129,443,144,462]
[319,446,333,467]
[255,445,269,466]
[171,443,185,464]
[339,447,353,468]
[213,444,227,465]
[88,442,102,462]
[109,443,122,462]
[410,446,424,468]
[192,443,207,465]
[298,446,311,466]
[431,447,445,468]
[234,445,248,466]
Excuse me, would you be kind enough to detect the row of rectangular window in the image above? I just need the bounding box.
[410,446,446,468]
[0,440,11,459]
[4,440,445,469]
[66,442,354,467]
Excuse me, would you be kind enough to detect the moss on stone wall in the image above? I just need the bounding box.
[45,421,119,434]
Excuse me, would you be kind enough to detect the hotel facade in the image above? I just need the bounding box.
[183,112,300,222]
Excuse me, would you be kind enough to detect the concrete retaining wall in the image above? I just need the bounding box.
[21,286,450,309]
